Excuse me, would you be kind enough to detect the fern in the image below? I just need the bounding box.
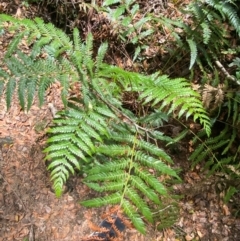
[154,0,233,72]
[0,14,211,233]
[187,39,198,69]
[205,0,240,36]
[190,90,240,185]
[134,74,211,136]
[100,0,154,60]
[81,124,180,234]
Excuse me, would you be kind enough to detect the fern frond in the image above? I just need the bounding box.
[130,175,160,204]
[103,0,121,7]
[187,39,198,69]
[121,199,146,234]
[139,110,169,127]
[133,167,167,195]
[190,128,230,166]
[205,0,240,35]
[95,42,108,74]
[88,159,130,174]
[6,77,16,110]
[137,74,211,136]
[136,153,177,177]
[44,103,117,193]
[223,3,240,35]
[0,14,213,235]
[81,125,180,233]
[85,171,127,182]
[84,33,94,76]
[126,187,153,223]
[47,157,80,197]
[189,143,206,165]
[5,32,24,58]
[97,145,132,156]
[81,193,122,207]
[86,181,125,192]
[201,22,212,44]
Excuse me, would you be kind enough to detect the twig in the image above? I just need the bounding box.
[151,205,174,215]
[94,91,154,134]
[215,60,240,85]
[48,103,58,118]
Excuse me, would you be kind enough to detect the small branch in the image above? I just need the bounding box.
[151,205,174,215]
[48,103,58,118]
[215,60,240,85]
[94,91,153,134]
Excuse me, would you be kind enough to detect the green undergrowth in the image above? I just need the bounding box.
[0,14,212,233]
[1,0,240,232]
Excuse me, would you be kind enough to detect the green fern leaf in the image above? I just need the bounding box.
[189,144,205,162]
[95,106,116,118]
[44,150,69,160]
[222,2,240,35]
[85,171,127,182]
[80,122,103,142]
[86,181,125,192]
[48,158,75,174]
[97,145,132,156]
[73,28,82,52]
[76,130,96,152]
[135,151,179,178]
[95,42,108,74]
[59,74,69,107]
[139,111,169,127]
[84,33,94,75]
[68,144,87,162]
[150,130,173,143]
[18,77,27,109]
[71,135,92,156]
[187,39,198,69]
[201,22,212,44]
[6,77,16,110]
[44,142,70,152]
[126,188,153,223]
[52,177,64,197]
[5,32,24,58]
[137,141,173,163]
[137,74,211,136]
[47,126,77,134]
[46,133,73,143]
[103,0,121,7]
[88,159,130,174]
[31,36,52,58]
[80,193,122,207]
[27,79,37,111]
[134,166,167,195]
[131,175,160,204]
[122,199,146,234]
[65,153,81,169]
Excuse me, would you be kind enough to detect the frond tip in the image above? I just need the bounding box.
[137,74,211,136]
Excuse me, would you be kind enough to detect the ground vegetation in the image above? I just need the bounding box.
[0,0,240,240]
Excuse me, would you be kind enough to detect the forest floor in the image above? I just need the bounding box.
[0,1,240,240]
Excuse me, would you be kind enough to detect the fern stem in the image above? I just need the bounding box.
[93,89,153,133]
[119,132,138,207]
